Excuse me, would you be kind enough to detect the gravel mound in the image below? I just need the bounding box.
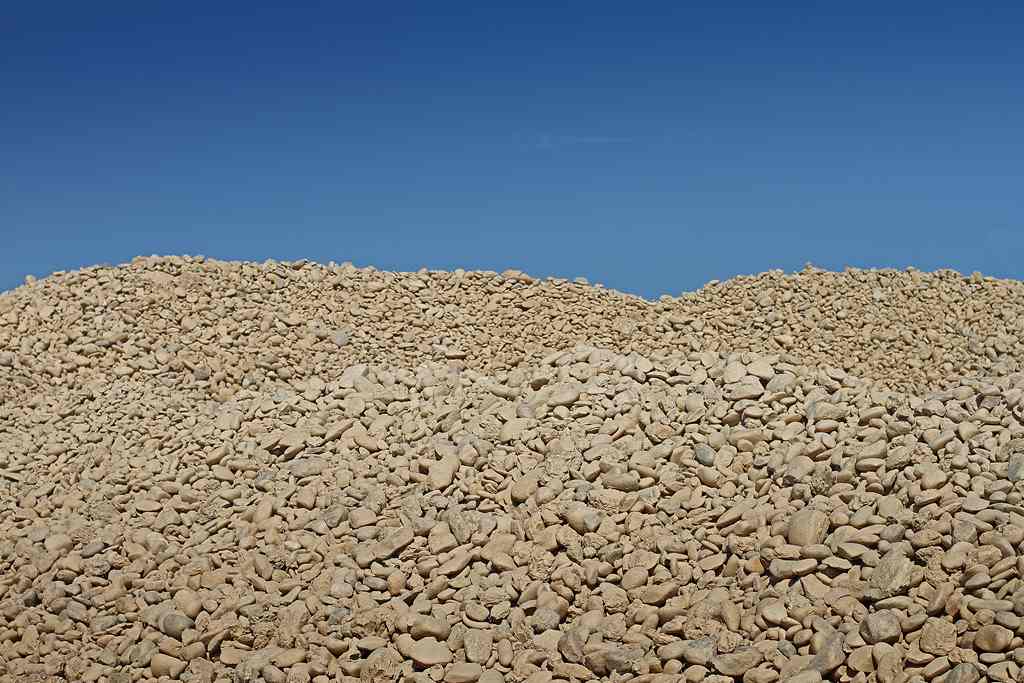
[1,256,1023,683]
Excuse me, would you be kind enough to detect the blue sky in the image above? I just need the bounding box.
[2,2,1022,297]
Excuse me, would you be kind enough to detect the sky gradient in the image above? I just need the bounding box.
[3,2,1022,298]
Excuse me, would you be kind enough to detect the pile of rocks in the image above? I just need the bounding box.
[2,258,1023,402]
[1,257,1023,683]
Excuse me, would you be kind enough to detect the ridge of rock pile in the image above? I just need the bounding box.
[1,256,1023,683]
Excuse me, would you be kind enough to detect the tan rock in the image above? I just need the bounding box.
[409,637,453,666]
[151,653,188,678]
[788,509,829,547]
[975,624,1012,652]
[920,618,957,656]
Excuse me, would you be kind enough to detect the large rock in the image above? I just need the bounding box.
[863,548,913,601]
[787,508,829,547]
[919,618,957,655]
[409,638,453,666]
[1009,453,1024,482]
[860,610,901,644]
[445,663,483,683]
[945,664,982,683]
[769,558,817,579]
[429,453,460,490]
[712,648,763,676]
[658,638,715,666]
[974,624,1012,652]
[809,629,845,674]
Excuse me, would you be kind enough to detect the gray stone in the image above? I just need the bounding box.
[658,638,715,666]
[809,630,845,674]
[860,610,901,644]
[945,664,982,683]
[863,548,913,602]
[712,648,763,676]
[695,444,717,467]
[1009,454,1024,482]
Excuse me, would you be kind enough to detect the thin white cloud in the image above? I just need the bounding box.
[532,134,637,150]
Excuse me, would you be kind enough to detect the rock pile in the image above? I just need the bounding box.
[1,256,1023,683]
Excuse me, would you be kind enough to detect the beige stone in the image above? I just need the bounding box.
[4,259,1024,681]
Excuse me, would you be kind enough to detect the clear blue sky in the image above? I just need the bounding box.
[3,2,1022,297]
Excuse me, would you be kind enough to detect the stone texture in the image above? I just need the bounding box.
[712,648,764,676]
[787,509,829,547]
[975,624,1013,652]
[2,259,1024,682]
[860,610,902,644]
[920,618,958,656]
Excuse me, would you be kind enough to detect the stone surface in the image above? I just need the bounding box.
[920,618,958,656]
[864,549,914,601]
[712,649,764,676]
[860,610,901,644]
[409,638,454,667]
[975,625,1013,652]
[2,259,1024,682]
[787,509,829,547]
[446,663,484,683]
[150,653,188,678]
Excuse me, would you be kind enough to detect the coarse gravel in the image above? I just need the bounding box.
[1,256,1023,683]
